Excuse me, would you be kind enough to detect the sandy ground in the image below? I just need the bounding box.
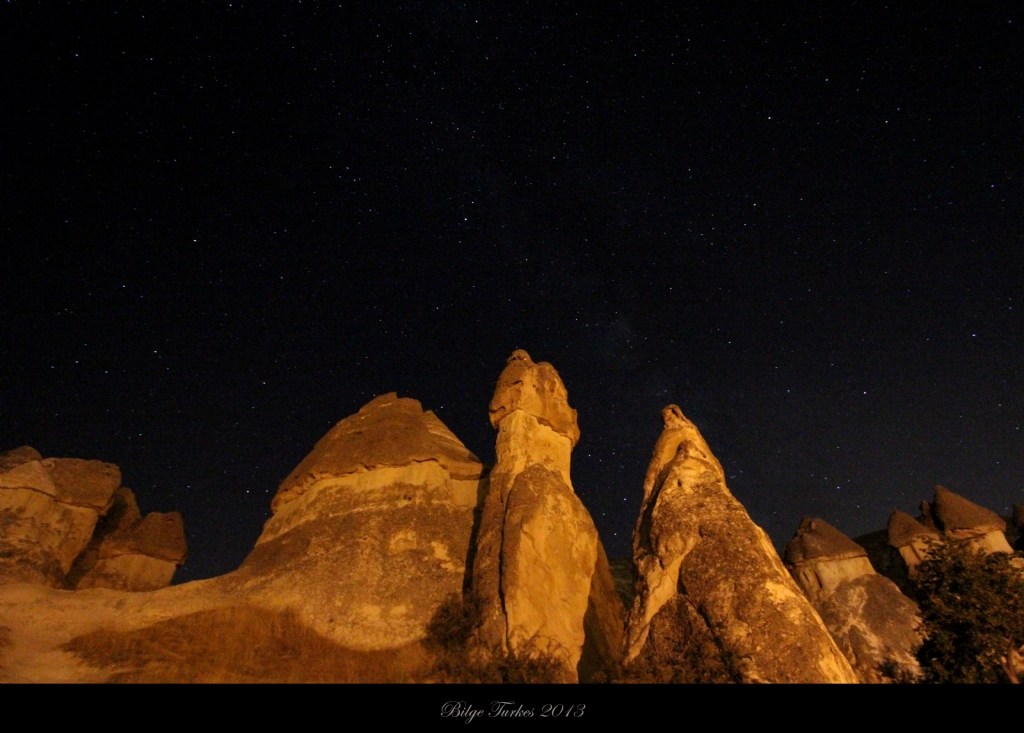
[0,577,233,682]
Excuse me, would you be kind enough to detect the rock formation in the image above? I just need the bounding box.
[928,485,1014,554]
[577,541,625,682]
[1011,504,1024,551]
[785,517,874,604]
[471,350,622,682]
[0,447,121,586]
[887,510,941,578]
[624,405,858,683]
[66,488,187,591]
[785,517,921,682]
[236,393,488,652]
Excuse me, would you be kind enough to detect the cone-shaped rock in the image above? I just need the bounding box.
[888,510,940,548]
[472,350,620,682]
[624,406,858,683]
[785,516,869,564]
[237,393,487,651]
[886,510,941,578]
[785,517,921,682]
[0,448,121,586]
[932,485,1013,553]
[784,518,872,603]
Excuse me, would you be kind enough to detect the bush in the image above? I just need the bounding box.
[619,595,740,684]
[424,594,566,683]
[911,539,1024,683]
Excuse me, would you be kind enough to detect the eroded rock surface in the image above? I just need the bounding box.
[785,517,874,604]
[785,517,921,682]
[68,488,187,592]
[887,510,941,579]
[577,540,626,682]
[624,406,858,683]
[0,448,121,586]
[237,393,487,651]
[472,350,617,682]
[930,485,1013,553]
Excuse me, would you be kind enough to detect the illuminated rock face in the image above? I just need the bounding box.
[785,517,922,683]
[472,350,621,682]
[0,447,120,586]
[624,407,858,684]
[238,393,487,651]
[929,485,1014,554]
[68,488,187,592]
[887,510,941,578]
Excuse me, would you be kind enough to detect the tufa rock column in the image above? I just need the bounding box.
[238,393,487,652]
[624,405,858,683]
[785,517,922,682]
[471,350,620,682]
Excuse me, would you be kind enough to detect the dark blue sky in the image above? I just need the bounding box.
[3,3,1022,581]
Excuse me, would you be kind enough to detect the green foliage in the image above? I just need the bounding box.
[423,593,565,683]
[911,539,1024,683]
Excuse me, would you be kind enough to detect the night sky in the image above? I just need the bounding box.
[3,4,1023,583]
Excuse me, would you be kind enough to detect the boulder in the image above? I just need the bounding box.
[69,487,187,592]
[785,517,921,682]
[623,405,858,683]
[237,393,487,652]
[472,350,618,682]
[931,485,1013,553]
[0,450,120,586]
[0,446,42,471]
[64,487,141,587]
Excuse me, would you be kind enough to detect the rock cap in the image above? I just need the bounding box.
[784,517,867,565]
[932,485,1006,534]
[273,393,484,510]
[488,350,580,445]
[887,510,941,548]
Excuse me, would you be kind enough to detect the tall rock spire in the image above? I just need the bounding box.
[624,404,858,683]
[471,350,621,682]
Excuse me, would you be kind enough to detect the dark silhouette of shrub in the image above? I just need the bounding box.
[911,539,1024,683]
[620,595,740,683]
[423,593,565,683]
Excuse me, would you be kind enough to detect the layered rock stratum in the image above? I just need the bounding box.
[236,392,487,651]
[623,405,858,683]
[785,517,921,682]
[471,350,622,682]
[929,485,1014,554]
[887,510,941,579]
[0,396,482,682]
